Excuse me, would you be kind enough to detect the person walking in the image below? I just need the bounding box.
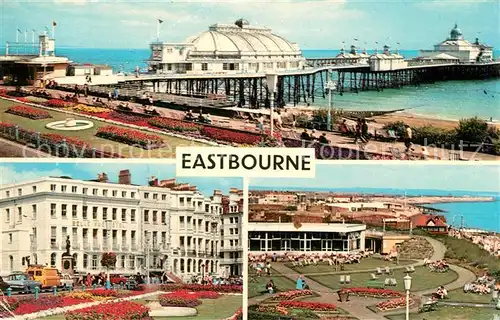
[404,124,413,152]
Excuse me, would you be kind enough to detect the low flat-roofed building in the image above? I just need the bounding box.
[248,222,366,253]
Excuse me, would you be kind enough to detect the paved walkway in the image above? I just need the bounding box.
[248,236,479,320]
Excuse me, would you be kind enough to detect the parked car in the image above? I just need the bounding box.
[4,273,42,293]
[0,276,10,292]
[59,274,74,289]
[125,277,138,290]
[109,274,128,286]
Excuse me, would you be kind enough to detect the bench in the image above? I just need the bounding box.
[366,279,385,289]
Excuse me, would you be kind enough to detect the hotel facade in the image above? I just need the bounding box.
[0,171,243,279]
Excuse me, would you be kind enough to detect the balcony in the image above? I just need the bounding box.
[50,242,59,250]
[112,243,120,251]
[102,243,109,251]
[83,242,90,250]
[122,244,129,251]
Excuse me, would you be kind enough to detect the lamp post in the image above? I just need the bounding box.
[404,274,412,320]
[265,73,278,136]
[325,68,336,131]
[201,263,205,284]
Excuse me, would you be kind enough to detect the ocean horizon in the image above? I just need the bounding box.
[250,186,500,232]
[2,46,499,121]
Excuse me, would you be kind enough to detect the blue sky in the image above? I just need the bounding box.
[251,164,500,194]
[2,0,499,49]
[0,163,242,196]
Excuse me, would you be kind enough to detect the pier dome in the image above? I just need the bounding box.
[450,24,464,40]
[184,20,300,54]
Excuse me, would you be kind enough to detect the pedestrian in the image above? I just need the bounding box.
[404,124,413,152]
[361,118,369,143]
[266,262,271,276]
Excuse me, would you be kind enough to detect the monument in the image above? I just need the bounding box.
[61,236,75,275]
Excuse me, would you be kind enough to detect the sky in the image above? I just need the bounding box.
[0,162,242,197]
[250,163,500,194]
[2,0,499,49]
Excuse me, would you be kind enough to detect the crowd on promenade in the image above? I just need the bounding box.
[449,228,500,257]
[249,251,374,268]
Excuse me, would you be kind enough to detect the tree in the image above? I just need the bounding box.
[101,252,116,289]
[455,117,489,143]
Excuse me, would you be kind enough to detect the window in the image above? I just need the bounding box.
[82,188,88,195]
[8,233,12,244]
[112,208,117,220]
[112,190,117,197]
[61,204,67,218]
[161,211,166,224]
[17,188,22,196]
[92,207,98,219]
[50,204,56,218]
[103,189,108,197]
[122,191,126,198]
[121,255,125,268]
[5,191,10,197]
[83,254,88,268]
[5,208,10,222]
[185,63,192,71]
[103,208,108,220]
[144,210,149,223]
[71,186,76,193]
[131,192,136,198]
[72,205,77,219]
[131,209,136,222]
[201,63,208,71]
[82,206,88,219]
[121,209,127,222]
[92,188,97,196]
[223,63,228,71]
[153,211,157,224]
[162,194,167,201]
[50,184,56,191]
[144,192,149,199]
[92,255,98,270]
[17,207,22,222]
[180,198,184,206]
[61,185,67,192]
[32,205,37,220]
[153,193,158,200]
[129,255,135,269]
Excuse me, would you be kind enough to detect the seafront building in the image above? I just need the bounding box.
[248,222,366,253]
[419,24,493,63]
[147,19,306,75]
[0,172,243,278]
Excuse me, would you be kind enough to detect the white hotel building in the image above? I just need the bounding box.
[0,171,243,278]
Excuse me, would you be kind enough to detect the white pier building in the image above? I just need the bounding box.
[148,19,306,75]
[0,171,243,278]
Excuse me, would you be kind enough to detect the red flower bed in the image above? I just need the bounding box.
[201,126,263,145]
[87,289,118,297]
[161,284,242,293]
[41,133,89,149]
[149,117,201,132]
[46,99,74,108]
[6,105,51,119]
[65,301,150,320]
[162,290,220,300]
[268,290,315,302]
[341,287,403,298]
[96,125,164,149]
[376,296,412,311]
[9,296,93,315]
[0,297,20,311]
[279,300,337,311]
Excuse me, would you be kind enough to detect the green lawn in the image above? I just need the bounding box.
[248,268,297,299]
[41,295,241,320]
[0,98,207,157]
[385,306,499,320]
[285,257,418,274]
[440,289,496,304]
[308,267,458,292]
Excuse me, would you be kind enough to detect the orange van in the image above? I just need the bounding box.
[26,265,61,288]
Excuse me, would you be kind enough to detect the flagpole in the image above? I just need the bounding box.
[32,30,35,48]
[24,30,28,43]
[52,24,55,39]
[156,19,160,42]
[16,28,19,43]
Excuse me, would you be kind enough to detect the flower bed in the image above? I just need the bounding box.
[375,296,416,312]
[201,126,263,145]
[160,284,242,293]
[71,104,111,114]
[95,125,164,149]
[86,289,119,297]
[159,296,201,308]
[340,287,403,298]
[267,289,315,302]
[149,117,201,132]
[6,105,52,119]
[65,301,150,320]
[1,295,94,315]
[46,99,75,108]
[278,301,337,311]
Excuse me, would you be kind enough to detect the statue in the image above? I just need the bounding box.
[66,236,71,255]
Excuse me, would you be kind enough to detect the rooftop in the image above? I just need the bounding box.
[248,222,366,232]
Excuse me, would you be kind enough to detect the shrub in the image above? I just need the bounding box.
[455,117,489,143]
[383,121,406,137]
[412,125,455,146]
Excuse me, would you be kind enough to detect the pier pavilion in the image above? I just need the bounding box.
[147,19,306,75]
[419,24,493,63]
[248,222,366,254]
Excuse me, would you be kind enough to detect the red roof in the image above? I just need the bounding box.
[411,214,447,228]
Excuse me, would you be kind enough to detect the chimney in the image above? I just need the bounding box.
[149,176,159,187]
[118,170,131,185]
[97,172,108,183]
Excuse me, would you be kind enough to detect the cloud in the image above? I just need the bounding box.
[0,165,64,185]
[416,0,494,9]
[53,0,99,5]
[120,20,151,27]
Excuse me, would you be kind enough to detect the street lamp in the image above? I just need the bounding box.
[201,263,205,284]
[325,68,336,131]
[265,73,278,136]
[403,274,412,320]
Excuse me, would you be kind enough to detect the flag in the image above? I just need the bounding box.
[158,19,163,24]
[53,21,57,27]
[17,28,22,33]
[354,38,359,41]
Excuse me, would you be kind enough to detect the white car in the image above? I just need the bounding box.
[60,274,74,289]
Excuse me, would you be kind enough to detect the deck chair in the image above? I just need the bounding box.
[376,267,383,275]
[409,265,416,273]
[449,152,460,161]
[385,266,391,274]
[387,129,399,140]
[370,273,378,280]
[405,266,411,273]
[345,275,351,284]
[340,275,345,284]
[384,278,391,286]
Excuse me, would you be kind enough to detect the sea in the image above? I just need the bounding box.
[51,47,500,122]
[251,186,500,232]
